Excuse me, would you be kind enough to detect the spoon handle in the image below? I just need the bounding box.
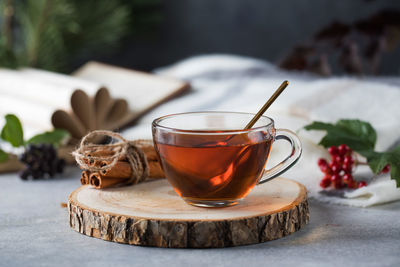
[244,80,289,130]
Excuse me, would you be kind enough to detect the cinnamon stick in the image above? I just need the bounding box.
[79,140,164,189]
[100,161,131,178]
[89,172,127,189]
[80,170,90,185]
[81,158,164,189]
[148,160,164,178]
[98,159,164,179]
[133,140,158,161]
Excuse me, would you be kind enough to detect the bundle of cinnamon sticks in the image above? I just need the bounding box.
[79,140,164,189]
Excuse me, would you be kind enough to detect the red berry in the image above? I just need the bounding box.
[348,180,359,189]
[338,144,350,156]
[330,174,344,189]
[323,174,332,180]
[320,177,331,188]
[346,148,353,155]
[332,155,343,164]
[331,174,341,182]
[381,164,390,174]
[330,162,341,173]
[318,158,328,167]
[328,146,339,155]
[343,174,353,184]
[317,158,329,173]
[334,180,344,189]
[324,166,332,175]
[358,181,367,188]
[342,163,353,174]
[320,165,330,173]
[343,155,354,165]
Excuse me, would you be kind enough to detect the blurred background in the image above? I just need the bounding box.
[1,0,400,75]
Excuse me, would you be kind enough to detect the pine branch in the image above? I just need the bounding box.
[0,0,159,71]
[27,0,52,67]
[0,0,18,68]
[3,0,14,50]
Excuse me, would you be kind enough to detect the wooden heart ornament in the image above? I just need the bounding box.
[51,88,130,143]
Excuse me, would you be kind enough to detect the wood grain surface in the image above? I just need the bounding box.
[68,177,309,248]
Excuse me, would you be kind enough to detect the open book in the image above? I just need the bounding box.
[0,61,190,138]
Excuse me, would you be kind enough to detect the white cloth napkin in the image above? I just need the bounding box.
[124,54,400,207]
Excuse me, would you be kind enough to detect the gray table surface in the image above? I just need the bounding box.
[1,167,399,267]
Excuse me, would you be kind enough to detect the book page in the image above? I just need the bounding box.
[72,61,189,112]
[0,62,189,137]
[0,69,99,136]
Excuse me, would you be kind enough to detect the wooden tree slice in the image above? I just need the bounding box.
[68,177,309,248]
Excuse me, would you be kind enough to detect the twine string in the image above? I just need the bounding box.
[72,130,149,184]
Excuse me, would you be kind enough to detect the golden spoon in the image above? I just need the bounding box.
[244,80,289,129]
[204,80,290,195]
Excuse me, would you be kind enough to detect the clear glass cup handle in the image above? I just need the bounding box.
[258,129,302,184]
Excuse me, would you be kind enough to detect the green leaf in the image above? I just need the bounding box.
[390,163,400,188]
[362,146,400,187]
[1,114,24,147]
[304,119,400,187]
[0,149,8,163]
[27,129,70,147]
[304,119,376,151]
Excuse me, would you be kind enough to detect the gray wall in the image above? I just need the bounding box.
[95,0,400,75]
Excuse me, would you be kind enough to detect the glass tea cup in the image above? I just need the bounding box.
[152,111,302,207]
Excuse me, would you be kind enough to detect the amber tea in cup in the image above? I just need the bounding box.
[152,112,301,207]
